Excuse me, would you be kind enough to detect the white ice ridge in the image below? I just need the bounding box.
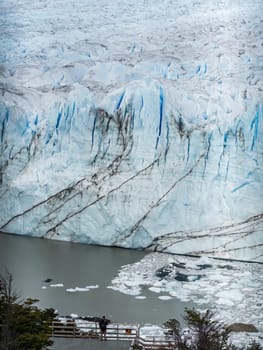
[0,0,263,261]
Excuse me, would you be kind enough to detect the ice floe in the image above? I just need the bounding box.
[50,283,64,288]
[158,296,173,300]
[108,253,263,346]
[41,283,99,292]
[66,285,99,293]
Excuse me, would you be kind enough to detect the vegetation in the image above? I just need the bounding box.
[245,341,263,350]
[163,308,262,350]
[0,271,56,350]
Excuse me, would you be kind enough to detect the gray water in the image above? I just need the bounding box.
[0,232,191,325]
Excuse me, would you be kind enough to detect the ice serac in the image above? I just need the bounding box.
[0,0,263,261]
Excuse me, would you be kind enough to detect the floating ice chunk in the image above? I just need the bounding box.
[179,296,191,302]
[208,274,232,283]
[235,271,252,277]
[135,296,147,299]
[50,283,64,287]
[124,289,141,296]
[41,286,47,289]
[242,288,254,292]
[196,298,210,305]
[85,284,99,289]
[124,280,138,287]
[153,281,163,287]
[169,291,177,297]
[165,281,180,292]
[108,284,141,296]
[158,295,172,300]
[184,284,200,290]
[149,286,161,293]
[188,275,202,281]
[66,286,90,292]
[216,298,234,306]
[169,289,191,302]
[216,289,243,302]
[107,286,118,291]
[75,287,90,292]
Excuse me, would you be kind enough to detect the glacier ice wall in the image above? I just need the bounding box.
[0,0,263,261]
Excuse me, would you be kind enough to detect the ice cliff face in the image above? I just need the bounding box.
[0,0,262,261]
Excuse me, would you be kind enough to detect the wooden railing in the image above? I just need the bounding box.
[50,319,176,349]
[130,336,175,350]
[50,319,139,340]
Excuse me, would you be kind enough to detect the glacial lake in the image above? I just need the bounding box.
[0,232,191,325]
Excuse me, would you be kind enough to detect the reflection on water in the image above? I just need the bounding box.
[0,232,191,325]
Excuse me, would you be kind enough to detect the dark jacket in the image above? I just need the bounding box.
[99,318,109,331]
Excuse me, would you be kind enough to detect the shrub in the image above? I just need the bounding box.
[0,271,56,350]
[163,308,262,350]
[246,340,263,350]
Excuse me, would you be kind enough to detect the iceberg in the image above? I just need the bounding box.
[0,0,262,261]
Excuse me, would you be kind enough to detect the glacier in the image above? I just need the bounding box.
[0,0,263,261]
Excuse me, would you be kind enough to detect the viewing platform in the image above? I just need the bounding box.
[50,319,175,349]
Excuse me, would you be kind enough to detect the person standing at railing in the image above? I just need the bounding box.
[99,315,110,341]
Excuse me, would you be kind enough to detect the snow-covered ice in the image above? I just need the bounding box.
[0,0,262,261]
